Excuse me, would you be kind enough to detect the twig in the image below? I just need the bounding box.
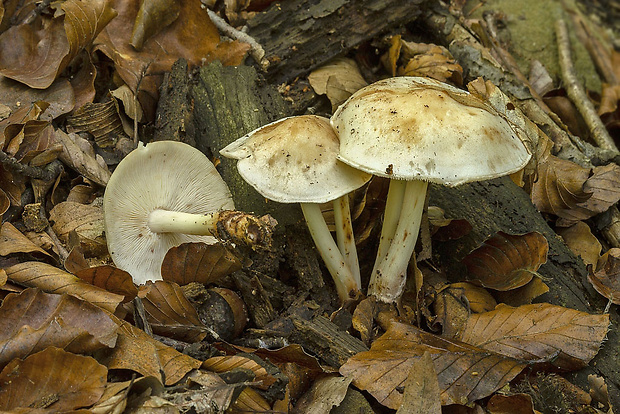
[0,152,63,181]
[206,9,270,71]
[555,19,618,152]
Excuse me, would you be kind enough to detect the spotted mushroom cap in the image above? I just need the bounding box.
[103,141,235,285]
[220,115,371,203]
[330,76,532,186]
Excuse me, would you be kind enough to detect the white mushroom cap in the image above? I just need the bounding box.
[103,141,235,284]
[220,115,371,203]
[331,76,532,186]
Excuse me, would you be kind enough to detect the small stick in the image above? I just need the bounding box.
[555,19,618,152]
[206,9,270,70]
[0,152,63,181]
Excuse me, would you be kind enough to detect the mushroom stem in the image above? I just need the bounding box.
[368,180,428,302]
[374,179,407,266]
[148,209,218,235]
[333,195,361,287]
[300,203,360,302]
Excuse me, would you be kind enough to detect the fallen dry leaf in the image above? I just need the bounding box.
[0,288,118,369]
[448,282,497,313]
[0,347,107,412]
[396,352,441,414]
[530,155,592,223]
[0,0,116,89]
[486,393,536,414]
[102,319,202,386]
[493,277,549,306]
[130,0,180,50]
[172,370,235,413]
[295,375,351,414]
[50,200,106,256]
[581,163,620,215]
[5,261,124,312]
[162,242,242,286]
[76,265,138,303]
[589,248,620,305]
[457,303,609,370]
[229,387,271,413]
[66,99,125,148]
[556,221,602,267]
[308,57,368,111]
[55,130,111,186]
[203,355,276,390]
[462,232,548,291]
[0,221,52,259]
[0,77,75,119]
[340,322,526,408]
[139,281,208,343]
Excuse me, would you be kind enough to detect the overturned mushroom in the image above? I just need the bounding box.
[220,115,371,302]
[331,76,531,302]
[103,141,272,285]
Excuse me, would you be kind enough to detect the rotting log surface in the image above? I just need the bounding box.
[247,0,427,84]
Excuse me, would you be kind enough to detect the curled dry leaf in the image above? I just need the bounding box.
[0,288,118,369]
[556,221,602,267]
[486,393,536,414]
[457,303,609,370]
[175,370,235,413]
[462,231,549,291]
[5,261,124,312]
[0,221,52,259]
[589,248,620,305]
[139,281,209,343]
[581,163,620,215]
[448,282,497,313]
[66,100,125,149]
[428,206,472,241]
[55,130,111,186]
[162,242,242,286]
[0,347,107,412]
[0,0,116,89]
[340,322,526,408]
[308,57,368,111]
[103,319,202,386]
[76,265,138,302]
[493,277,549,307]
[230,387,271,413]
[130,0,180,50]
[0,76,75,119]
[203,355,277,390]
[50,200,106,256]
[530,155,592,223]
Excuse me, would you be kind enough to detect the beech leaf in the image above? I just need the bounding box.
[162,242,242,285]
[589,248,620,305]
[462,231,548,291]
[0,347,107,412]
[339,322,526,407]
[457,303,609,370]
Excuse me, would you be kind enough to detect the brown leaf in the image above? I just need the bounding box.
[162,242,242,285]
[589,248,620,304]
[203,355,276,390]
[55,130,111,186]
[0,77,75,119]
[5,261,124,312]
[396,352,441,414]
[308,57,368,111]
[581,163,620,214]
[0,0,116,88]
[230,387,271,413]
[0,221,52,258]
[103,319,202,385]
[49,200,106,256]
[76,265,138,303]
[0,288,118,369]
[556,221,602,267]
[0,347,107,411]
[130,0,180,50]
[139,281,208,343]
[65,100,125,149]
[339,322,526,408]
[0,188,8,215]
[457,303,609,370]
[462,232,549,291]
[448,282,497,313]
[398,44,463,84]
[486,393,536,414]
[530,155,592,222]
[295,375,351,413]
[493,277,549,306]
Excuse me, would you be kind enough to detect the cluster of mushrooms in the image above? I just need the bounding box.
[104,76,531,304]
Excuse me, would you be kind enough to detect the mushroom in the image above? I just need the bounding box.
[220,115,371,302]
[331,76,532,302]
[103,140,236,285]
